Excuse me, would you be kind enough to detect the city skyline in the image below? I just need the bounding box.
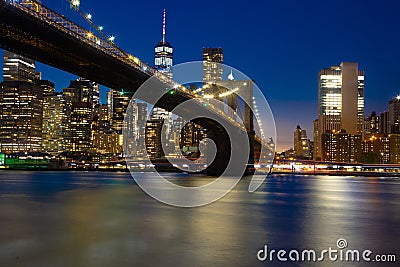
[1,0,400,151]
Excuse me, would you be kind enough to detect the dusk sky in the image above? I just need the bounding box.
[1,0,400,151]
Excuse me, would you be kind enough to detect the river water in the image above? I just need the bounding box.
[0,171,399,266]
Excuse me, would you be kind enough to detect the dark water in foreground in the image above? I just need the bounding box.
[0,171,399,267]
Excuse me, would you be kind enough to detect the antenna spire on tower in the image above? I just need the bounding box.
[162,9,166,42]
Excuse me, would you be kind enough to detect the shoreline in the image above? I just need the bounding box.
[268,171,400,177]
[0,168,399,178]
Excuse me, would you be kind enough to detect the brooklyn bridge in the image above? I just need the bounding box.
[0,0,272,175]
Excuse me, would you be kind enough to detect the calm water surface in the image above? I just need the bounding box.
[0,171,399,266]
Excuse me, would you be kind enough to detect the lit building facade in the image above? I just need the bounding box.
[0,51,44,153]
[364,111,379,135]
[3,50,35,83]
[389,134,400,164]
[91,104,119,154]
[313,119,320,160]
[388,97,400,133]
[154,9,173,79]
[109,89,131,134]
[108,89,135,154]
[63,78,99,152]
[69,102,92,152]
[321,130,362,163]
[68,78,100,109]
[145,119,164,159]
[314,62,364,160]
[153,9,173,156]
[203,47,223,83]
[42,93,71,154]
[361,134,390,164]
[0,81,43,152]
[136,102,148,157]
[180,121,206,157]
[294,125,310,159]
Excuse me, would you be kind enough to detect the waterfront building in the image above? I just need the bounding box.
[0,81,43,152]
[294,125,310,159]
[180,121,206,157]
[361,134,390,164]
[136,102,148,157]
[69,102,92,152]
[313,119,320,160]
[388,96,400,133]
[106,89,137,154]
[92,132,120,154]
[42,92,71,154]
[109,89,131,134]
[314,62,364,160]
[0,51,43,153]
[63,79,97,152]
[308,140,314,160]
[389,134,400,163]
[145,119,164,159]
[91,104,120,154]
[171,117,185,156]
[321,130,362,163]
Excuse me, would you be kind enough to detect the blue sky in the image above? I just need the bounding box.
[1,0,400,150]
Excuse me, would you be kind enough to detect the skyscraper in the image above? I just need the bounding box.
[108,89,135,154]
[379,111,389,134]
[42,92,71,154]
[69,102,92,152]
[154,9,173,78]
[0,81,43,152]
[68,78,100,109]
[3,50,35,83]
[0,51,43,153]
[364,111,379,136]
[136,102,148,157]
[109,89,131,135]
[64,78,99,152]
[152,9,173,157]
[180,122,206,158]
[92,103,119,154]
[203,47,223,83]
[314,62,364,160]
[388,96,400,133]
[145,119,164,159]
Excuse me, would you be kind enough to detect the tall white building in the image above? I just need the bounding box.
[154,9,173,79]
[152,8,173,156]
